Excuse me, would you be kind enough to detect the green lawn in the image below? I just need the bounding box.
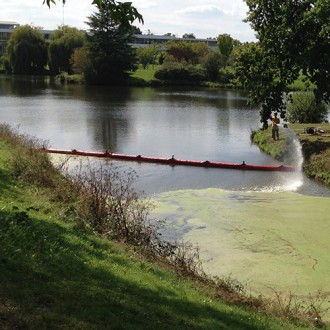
[131,65,160,82]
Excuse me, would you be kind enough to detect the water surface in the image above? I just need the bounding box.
[1,76,329,313]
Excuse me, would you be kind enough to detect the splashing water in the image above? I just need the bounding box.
[284,128,304,169]
[242,128,305,193]
[278,127,304,191]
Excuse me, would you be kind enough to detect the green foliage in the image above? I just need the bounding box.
[304,149,330,186]
[165,41,198,64]
[202,52,222,81]
[136,45,159,69]
[218,67,236,84]
[217,33,235,66]
[191,42,210,63]
[235,42,286,128]
[48,25,86,75]
[154,62,206,83]
[182,33,196,39]
[286,92,329,123]
[3,25,47,74]
[164,41,209,65]
[44,0,143,30]
[0,124,63,187]
[241,0,330,126]
[84,0,137,84]
[70,46,91,75]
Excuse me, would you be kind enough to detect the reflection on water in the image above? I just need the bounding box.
[1,75,327,196]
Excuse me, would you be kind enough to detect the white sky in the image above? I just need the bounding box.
[1,0,257,42]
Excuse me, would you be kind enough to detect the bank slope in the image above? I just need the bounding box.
[0,138,314,329]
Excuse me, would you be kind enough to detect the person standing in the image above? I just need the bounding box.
[271,112,280,140]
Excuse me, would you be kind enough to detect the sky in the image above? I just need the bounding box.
[1,0,257,42]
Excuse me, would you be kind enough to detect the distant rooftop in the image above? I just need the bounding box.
[0,21,20,29]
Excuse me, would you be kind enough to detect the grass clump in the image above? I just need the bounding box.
[303,148,330,186]
[250,129,287,161]
[0,123,328,329]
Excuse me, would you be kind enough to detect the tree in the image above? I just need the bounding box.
[3,25,47,74]
[84,0,137,84]
[136,45,159,69]
[191,42,209,62]
[240,0,330,127]
[48,25,86,74]
[202,52,222,81]
[166,41,197,63]
[164,33,176,37]
[182,33,196,39]
[70,46,91,74]
[235,42,285,127]
[44,0,143,30]
[131,26,142,35]
[286,92,328,123]
[217,34,234,66]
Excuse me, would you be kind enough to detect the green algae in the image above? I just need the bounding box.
[151,188,330,315]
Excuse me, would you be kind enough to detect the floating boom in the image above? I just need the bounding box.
[46,149,297,172]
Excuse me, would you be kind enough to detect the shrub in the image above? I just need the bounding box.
[154,62,206,82]
[70,163,156,244]
[286,91,329,123]
[202,52,221,81]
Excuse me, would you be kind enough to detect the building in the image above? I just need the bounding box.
[0,21,20,55]
[0,20,217,56]
[129,34,217,50]
[0,21,52,56]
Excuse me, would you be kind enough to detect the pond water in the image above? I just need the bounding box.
[1,75,329,311]
[1,75,329,196]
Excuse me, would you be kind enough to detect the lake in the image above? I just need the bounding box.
[1,75,329,312]
[1,75,329,196]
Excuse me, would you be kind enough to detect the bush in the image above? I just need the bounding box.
[286,91,329,123]
[154,62,206,82]
[202,52,221,81]
[71,163,155,244]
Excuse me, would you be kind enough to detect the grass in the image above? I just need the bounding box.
[251,123,330,186]
[0,124,327,329]
[55,72,84,84]
[131,65,161,82]
[289,123,330,185]
[251,129,288,160]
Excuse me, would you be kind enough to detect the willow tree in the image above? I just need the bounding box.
[4,25,47,74]
[238,0,330,127]
[48,25,86,74]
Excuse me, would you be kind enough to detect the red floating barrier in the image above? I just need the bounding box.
[46,149,297,172]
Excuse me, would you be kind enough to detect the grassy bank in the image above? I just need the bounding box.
[0,124,326,329]
[251,123,330,186]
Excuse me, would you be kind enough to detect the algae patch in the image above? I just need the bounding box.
[151,188,330,300]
